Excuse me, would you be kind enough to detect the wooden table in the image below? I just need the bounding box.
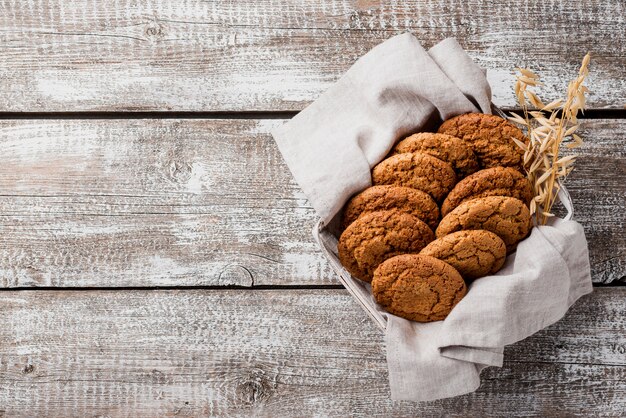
[0,1,624,416]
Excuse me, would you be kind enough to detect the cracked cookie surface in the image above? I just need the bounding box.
[372,152,456,202]
[392,132,479,178]
[441,167,533,216]
[342,185,439,231]
[436,196,532,253]
[338,210,435,283]
[372,254,466,322]
[420,230,507,280]
[437,113,526,171]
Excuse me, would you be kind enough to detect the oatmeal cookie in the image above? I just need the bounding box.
[441,167,533,216]
[337,210,435,283]
[372,152,456,202]
[342,185,439,231]
[392,132,479,178]
[436,196,532,253]
[372,254,466,322]
[438,113,526,171]
[420,230,507,280]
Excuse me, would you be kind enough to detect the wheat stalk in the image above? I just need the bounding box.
[509,54,590,225]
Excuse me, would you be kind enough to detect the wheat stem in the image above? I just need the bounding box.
[510,53,590,225]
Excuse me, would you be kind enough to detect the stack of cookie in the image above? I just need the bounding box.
[338,113,534,323]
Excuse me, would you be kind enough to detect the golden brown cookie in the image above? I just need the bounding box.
[437,113,526,171]
[372,254,466,322]
[441,167,533,216]
[338,210,435,283]
[342,185,439,231]
[436,196,532,253]
[420,230,507,280]
[392,132,479,178]
[371,152,456,202]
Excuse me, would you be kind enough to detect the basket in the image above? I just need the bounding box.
[311,106,575,332]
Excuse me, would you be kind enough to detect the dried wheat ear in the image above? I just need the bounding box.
[508,53,590,225]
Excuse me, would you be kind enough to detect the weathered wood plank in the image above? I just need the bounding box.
[1,0,624,111]
[0,288,623,416]
[562,120,626,284]
[0,119,333,287]
[0,118,623,287]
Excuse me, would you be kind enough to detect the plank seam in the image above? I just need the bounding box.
[0,284,347,291]
[0,282,622,292]
[0,111,298,120]
[499,359,626,367]
[0,109,625,120]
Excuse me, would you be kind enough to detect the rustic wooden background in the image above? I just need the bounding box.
[0,1,624,416]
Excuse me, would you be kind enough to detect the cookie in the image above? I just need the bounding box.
[338,210,435,283]
[372,254,466,322]
[437,113,526,171]
[371,152,456,202]
[436,196,532,253]
[441,167,533,216]
[342,185,439,231]
[420,230,507,280]
[392,132,479,178]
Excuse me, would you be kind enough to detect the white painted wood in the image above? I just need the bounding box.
[0,288,623,416]
[0,118,334,287]
[0,3,622,416]
[0,118,623,287]
[0,0,624,111]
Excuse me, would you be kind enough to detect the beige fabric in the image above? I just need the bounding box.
[385,215,592,401]
[272,34,491,224]
[274,33,592,401]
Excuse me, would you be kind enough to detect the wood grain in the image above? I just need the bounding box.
[0,118,332,287]
[1,0,624,111]
[0,118,623,287]
[0,288,623,416]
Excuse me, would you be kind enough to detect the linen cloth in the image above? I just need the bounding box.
[272,33,593,401]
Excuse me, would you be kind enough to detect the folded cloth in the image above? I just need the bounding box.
[387,215,593,401]
[272,33,593,401]
[272,33,491,224]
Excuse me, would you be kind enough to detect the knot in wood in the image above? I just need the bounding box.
[235,368,274,405]
[168,161,193,183]
[145,23,164,38]
[150,369,167,384]
[218,264,254,287]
